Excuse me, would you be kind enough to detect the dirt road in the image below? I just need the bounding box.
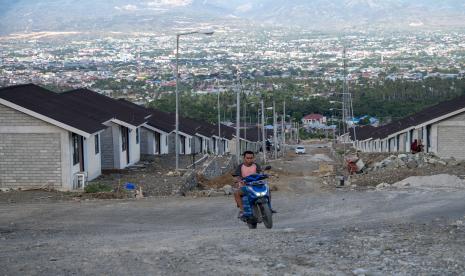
[1,144,465,275]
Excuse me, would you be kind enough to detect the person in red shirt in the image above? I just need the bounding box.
[233,151,261,217]
[233,151,276,217]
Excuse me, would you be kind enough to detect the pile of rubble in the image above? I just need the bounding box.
[366,152,458,172]
[347,152,465,187]
[376,174,465,191]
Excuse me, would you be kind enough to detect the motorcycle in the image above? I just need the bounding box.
[239,167,273,229]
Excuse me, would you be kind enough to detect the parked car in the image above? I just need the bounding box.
[295,146,306,154]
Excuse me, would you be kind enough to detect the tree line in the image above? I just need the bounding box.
[148,77,465,125]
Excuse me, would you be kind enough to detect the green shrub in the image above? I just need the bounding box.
[84,183,113,193]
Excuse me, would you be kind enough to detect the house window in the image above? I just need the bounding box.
[136,128,140,144]
[166,136,168,146]
[95,134,100,154]
[72,134,80,165]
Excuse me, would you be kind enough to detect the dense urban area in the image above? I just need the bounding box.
[2,28,465,124]
[2,29,465,97]
[2,5,465,274]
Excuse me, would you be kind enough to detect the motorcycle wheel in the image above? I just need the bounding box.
[259,203,273,229]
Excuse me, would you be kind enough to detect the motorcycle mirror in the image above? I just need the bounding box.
[264,165,272,170]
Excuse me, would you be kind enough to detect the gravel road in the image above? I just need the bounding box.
[1,144,465,275]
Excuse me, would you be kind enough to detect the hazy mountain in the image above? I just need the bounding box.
[1,0,465,34]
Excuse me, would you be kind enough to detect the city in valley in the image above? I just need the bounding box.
[1,1,465,275]
[1,29,465,105]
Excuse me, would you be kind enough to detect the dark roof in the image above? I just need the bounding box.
[143,108,174,133]
[239,127,261,142]
[61,89,150,127]
[144,108,205,136]
[220,124,236,140]
[181,116,215,137]
[354,94,465,141]
[142,106,236,139]
[116,99,152,119]
[0,84,105,135]
[349,126,376,141]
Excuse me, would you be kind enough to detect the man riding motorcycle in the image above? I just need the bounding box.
[233,151,275,218]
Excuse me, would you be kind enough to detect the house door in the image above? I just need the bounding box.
[79,136,85,171]
[155,132,161,154]
[121,126,129,164]
[72,133,85,171]
[180,136,186,154]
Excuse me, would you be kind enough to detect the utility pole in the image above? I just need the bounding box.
[244,98,247,144]
[174,30,214,171]
[261,97,266,164]
[282,100,286,155]
[273,100,277,159]
[342,46,348,138]
[289,117,293,142]
[296,122,300,143]
[217,84,221,155]
[235,76,241,164]
[175,35,180,171]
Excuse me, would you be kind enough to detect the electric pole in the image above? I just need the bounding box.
[235,76,241,164]
[261,97,266,164]
[273,100,277,159]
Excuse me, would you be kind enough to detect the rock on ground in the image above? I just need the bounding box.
[392,174,465,189]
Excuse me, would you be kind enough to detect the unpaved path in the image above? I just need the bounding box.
[1,144,465,275]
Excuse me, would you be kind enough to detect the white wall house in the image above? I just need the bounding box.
[0,84,153,190]
[196,134,212,154]
[302,113,327,126]
[140,125,169,155]
[353,96,465,160]
[61,88,151,171]
[168,131,193,155]
[0,85,107,191]
[100,122,143,170]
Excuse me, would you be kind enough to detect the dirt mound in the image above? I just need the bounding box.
[392,174,465,189]
[200,173,235,189]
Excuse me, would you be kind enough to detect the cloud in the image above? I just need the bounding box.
[145,0,192,7]
[114,4,138,11]
[236,3,253,13]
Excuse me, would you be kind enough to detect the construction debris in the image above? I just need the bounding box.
[392,174,465,189]
[222,185,233,195]
[319,163,334,175]
[349,152,465,187]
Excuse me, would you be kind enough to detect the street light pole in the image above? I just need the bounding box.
[175,30,214,171]
[217,82,221,155]
[235,76,241,164]
[244,97,247,144]
[282,100,286,156]
[261,97,266,164]
[273,100,277,159]
[175,34,180,171]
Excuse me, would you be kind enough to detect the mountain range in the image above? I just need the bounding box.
[1,0,465,34]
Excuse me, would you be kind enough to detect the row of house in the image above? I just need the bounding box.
[0,84,263,191]
[350,94,465,160]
